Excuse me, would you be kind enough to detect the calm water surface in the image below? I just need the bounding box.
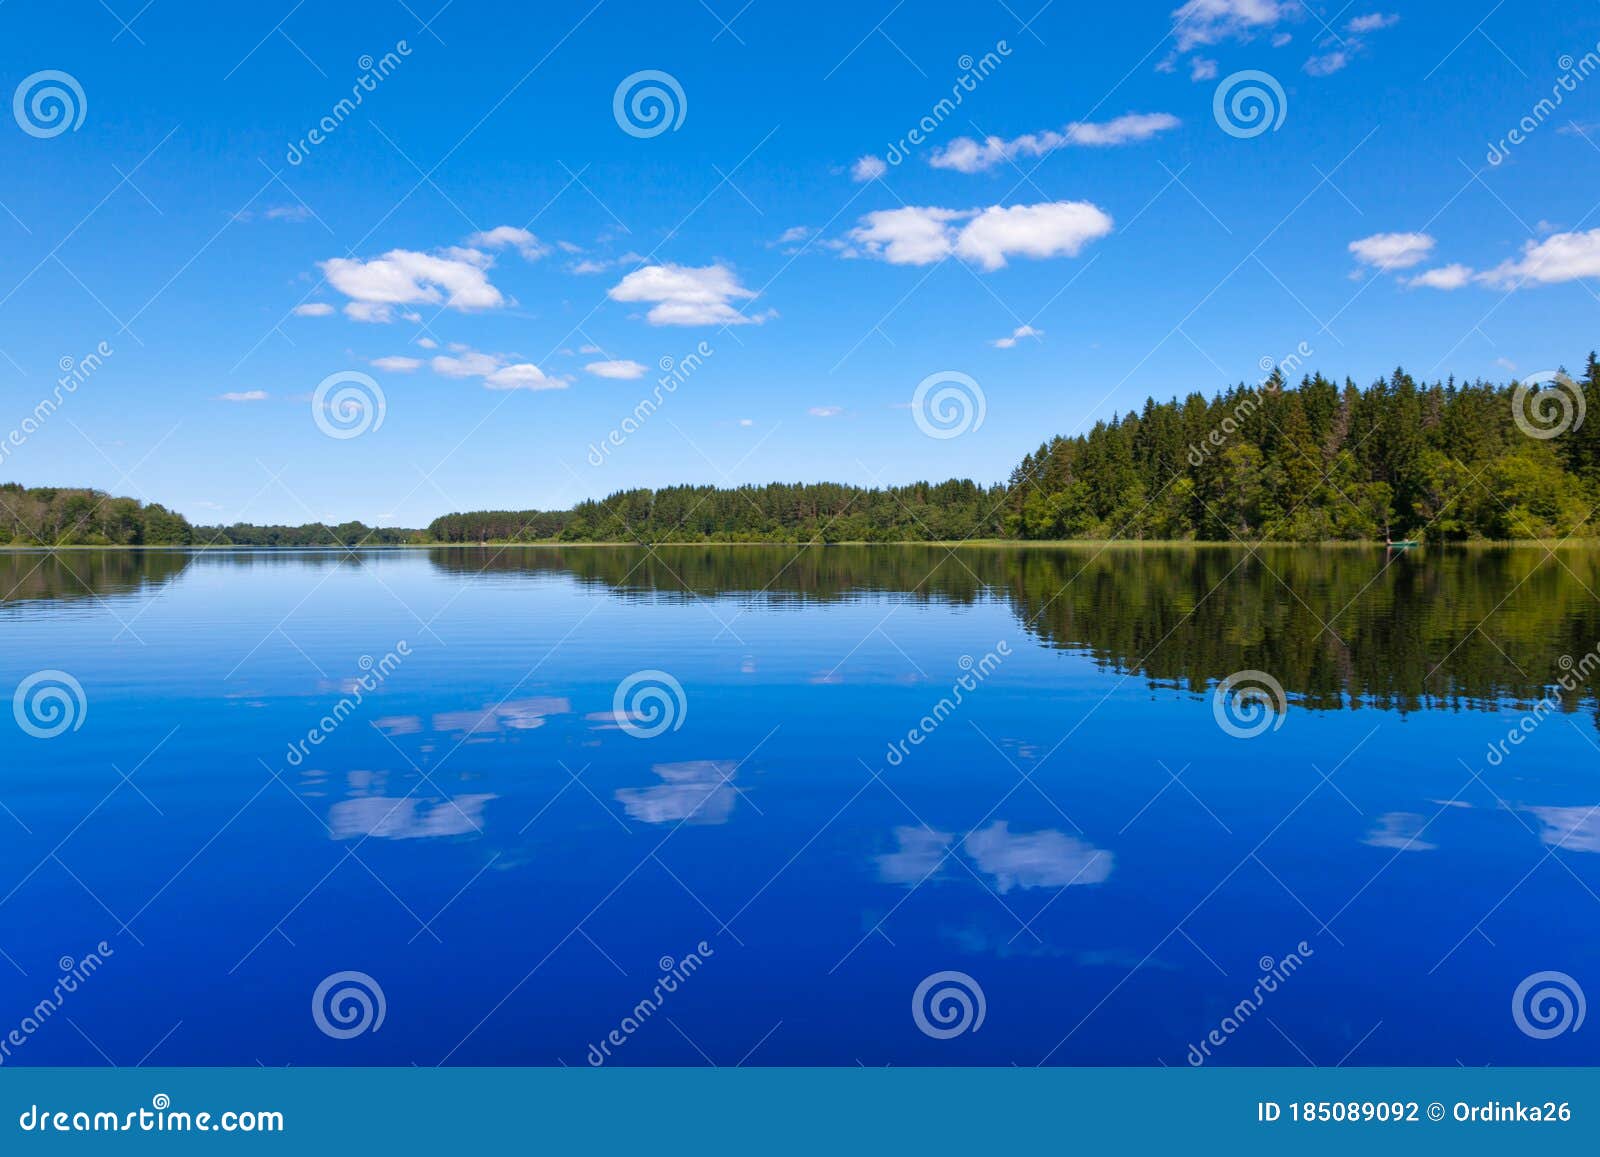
[2,545,1598,1066]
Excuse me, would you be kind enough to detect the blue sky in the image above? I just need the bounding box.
[2,0,1599,526]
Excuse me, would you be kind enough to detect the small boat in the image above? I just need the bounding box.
[1385,539,1421,550]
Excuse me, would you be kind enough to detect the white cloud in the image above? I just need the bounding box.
[1067,112,1181,146]
[218,390,267,402]
[738,418,754,427]
[1408,263,1473,290]
[292,302,334,317]
[431,351,503,378]
[578,344,604,354]
[1271,31,1292,46]
[485,363,562,391]
[235,205,313,223]
[851,154,887,182]
[848,206,967,265]
[467,225,547,260]
[809,406,842,417]
[1304,12,1397,75]
[344,301,396,323]
[321,246,505,318]
[1346,12,1398,33]
[1348,231,1435,270]
[1304,50,1348,75]
[608,262,766,326]
[416,336,438,349]
[847,201,1113,270]
[991,324,1042,349]
[571,259,611,274]
[422,345,565,391]
[956,202,1115,270]
[585,359,648,379]
[372,355,423,371]
[929,113,1179,172]
[1190,56,1219,81]
[1172,0,1290,53]
[1479,229,1600,287]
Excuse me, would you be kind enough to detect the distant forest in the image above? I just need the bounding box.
[6,357,1600,546]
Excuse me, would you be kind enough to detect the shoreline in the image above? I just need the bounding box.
[4,538,1599,552]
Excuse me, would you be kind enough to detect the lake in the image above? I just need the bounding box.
[1,544,1596,1066]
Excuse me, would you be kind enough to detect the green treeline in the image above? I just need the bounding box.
[427,480,1007,544]
[0,484,192,545]
[10,357,1600,545]
[189,522,419,547]
[432,358,1600,544]
[0,485,421,546]
[1003,359,1600,542]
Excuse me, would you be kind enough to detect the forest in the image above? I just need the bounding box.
[433,358,1600,544]
[5,357,1600,546]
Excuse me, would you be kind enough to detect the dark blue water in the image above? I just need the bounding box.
[2,546,1597,1066]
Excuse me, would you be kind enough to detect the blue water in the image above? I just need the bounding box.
[1,546,1597,1066]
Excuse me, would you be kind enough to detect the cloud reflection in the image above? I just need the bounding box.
[432,696,571,734]
[1526,805,1600,853]
[876,826,953,884]
[962,821,1113,892]
[1363,811,1437,851]
[328,793,496,839]
[875,822,1114,891]
[615,760,739,825]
